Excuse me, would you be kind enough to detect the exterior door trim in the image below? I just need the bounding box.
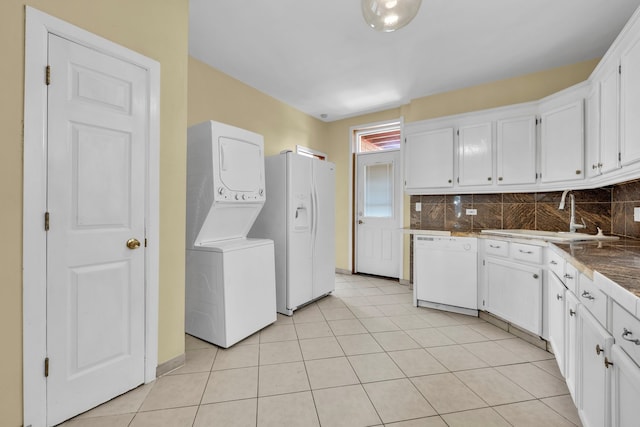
[23,7,160,426]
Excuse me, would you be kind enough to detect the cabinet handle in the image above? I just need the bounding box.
[489,244,501,249]
[569,309,576,317]
[592,164,598,170]
[533,274,539,279]
[550,260,558,265]
[622,328,640,345]
[596,344,604,355]
[581,290,595,301]
[576,170,582,175]
[498,176,503,181]
[564,273,574,280]
[556,294,563,300]
[604,357,614,369]
[519,249,534,254]
[448,179,452,183]
[598,162,603,168]
[487,177,492,181]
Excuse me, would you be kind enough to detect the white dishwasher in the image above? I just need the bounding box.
[413,235,478,316]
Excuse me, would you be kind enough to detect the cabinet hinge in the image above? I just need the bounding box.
[45,65,51,85]
[456,129,459,136]
[619,152,622,162]
[44,357,49,377]
[535,118,538,125]
[482,260,485,266]
[457,177,459,184]
[535,172,538,180]
[619,64,622,74]
[145,238,148,248]
[44,212,50,231]
[404,137,407,143]
[482,299,485,306]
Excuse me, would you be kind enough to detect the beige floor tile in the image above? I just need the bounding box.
[372,331,421,351]
[334,288,364,297]
[406,328,456,348]
[533,359,565,380]
[212,344,259,370]
[194,399,257,427]
[348,352,405,382]
[139,372,209,411]
[305,356,360,389]
[438,325,491,344]
[454,367,535,406]
[377,284,411,295]
[385,417,448,427]
[186,334,216,350]
[376,303,411,315]
[418,312,462,327]
[462,341,526,366]
[364,378,436,423]
[388,348,448,377]
[541,395,582,426]
[328,319,367,335]
[293,304,325,323]
[444,312,485,325]
[78,383,153,418]
[259,324,297,343]
[299,336,344,360]
[468,323,514,340]
[313,384,381,427]
[495,338,554,361]
[360,316,401,332]
[273,313,293,325]
[349,305,386,318]
[258,361,309,396]
[129,406,197,427]
[258,391,320,427]
[168,348,217,375]
[358,286,385,296]
[294,321,333,339]
[441,407,511,427]
[60,414,134,426]
[320,307,356,320]
[388,315,432,330]
[259,340,302,365]
[336,333,384,355]
[496,363,570,398]
[201,367,258,404]
[340,296,374,307]
[317,295,348,309]
[426,345,489,371]
[235,331,260,346]
[495,399,577,426]
[411,373,487,414]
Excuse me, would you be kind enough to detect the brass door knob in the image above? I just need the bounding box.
[126,238,141,250]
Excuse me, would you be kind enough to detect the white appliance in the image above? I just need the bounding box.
[249,152,335,315]
[413,235,478,316]
[185,121,276,348]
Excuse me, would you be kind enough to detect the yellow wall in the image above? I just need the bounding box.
[0,1,188,424]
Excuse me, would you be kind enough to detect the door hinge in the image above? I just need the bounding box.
[44,357,49,377]
[45,65,51,85]
[44,212,50,231]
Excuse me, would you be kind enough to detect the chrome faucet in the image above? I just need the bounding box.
[559,190,586,233]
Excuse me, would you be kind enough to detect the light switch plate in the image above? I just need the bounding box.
[466,208,477,216]
[415,202,422,212]
[634,207,640,222]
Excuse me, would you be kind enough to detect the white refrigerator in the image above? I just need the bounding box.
[250,152,335,315]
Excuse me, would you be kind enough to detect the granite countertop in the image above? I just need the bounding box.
[552,238,640,298]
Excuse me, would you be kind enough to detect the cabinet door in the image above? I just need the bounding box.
[496,115,537,185]
[610,345,640,427]
[586,84,601,178]
[621,35,640,166]
[540,101,585,183]
[600,64,621,174]
[457,122,493,186]
[404,128,454,190]
[577,304,614,427]
[565,291,579,401]
[547,272,566,377]
[485,257,542,335]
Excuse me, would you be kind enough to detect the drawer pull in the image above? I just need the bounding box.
[489,244,501,249]
[550,260,558,265]
[604,357,614,369]
[596,344,604,355]
[519,249,534,254]
[569,309,576,317]
[564,273,574,280]
[622,328,640,345]
[581,290,595,300]
[556,294,563,300]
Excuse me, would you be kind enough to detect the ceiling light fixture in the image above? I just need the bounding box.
[361,0,422,32]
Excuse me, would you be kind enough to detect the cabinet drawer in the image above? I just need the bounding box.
[578,275,608,327]
[511,243,542,264]
[485,239,509,257]
[613,302,640,366]
[547,250,565,281]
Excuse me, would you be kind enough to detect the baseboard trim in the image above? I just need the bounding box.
[155,353,185,377]
[399,279,410,286]
[335,268,352,275]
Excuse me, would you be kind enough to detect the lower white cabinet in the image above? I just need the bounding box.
[485,257,542,336]
[577,304,614,427]
[547,272,566,376]
[610,345,640,427]
[565,290,579,401]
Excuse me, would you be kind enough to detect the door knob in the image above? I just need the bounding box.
[126,238,141,250]
[358,220,364,224]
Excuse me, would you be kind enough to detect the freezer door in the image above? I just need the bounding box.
[311,159,336,298]
[286,154,314,309]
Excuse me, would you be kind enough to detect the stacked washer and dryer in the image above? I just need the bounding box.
[185,121,276,348]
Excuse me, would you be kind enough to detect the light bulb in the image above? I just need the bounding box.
[361,0,422,32]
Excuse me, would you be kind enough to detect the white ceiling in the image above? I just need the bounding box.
[189,0,640,122]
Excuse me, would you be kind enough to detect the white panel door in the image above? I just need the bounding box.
[356,150,401,278]
[621,35,640,166]
[311,159,336,298]
[610,345,640,427]
[458,122,493,186]
[540,100,585,183]
[496,116,537,185]
[404,128,454,190]
[46,34,147,426]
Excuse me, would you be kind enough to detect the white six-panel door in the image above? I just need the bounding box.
[46,33,147,426]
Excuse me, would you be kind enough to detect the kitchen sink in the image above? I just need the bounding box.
[480,229,620,242]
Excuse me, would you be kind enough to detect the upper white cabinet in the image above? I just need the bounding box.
[599,63,622,174]
[586,84,602,178]
[539,100,585,184]
[404,128,454,191]
[621,34,640,166]
[457,122,493,186]
[496,115,537,185]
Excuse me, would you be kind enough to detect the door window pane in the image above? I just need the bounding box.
[364,162,393,218]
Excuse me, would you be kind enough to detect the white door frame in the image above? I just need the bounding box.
[349,118,404,277]
[23,7,160,426]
